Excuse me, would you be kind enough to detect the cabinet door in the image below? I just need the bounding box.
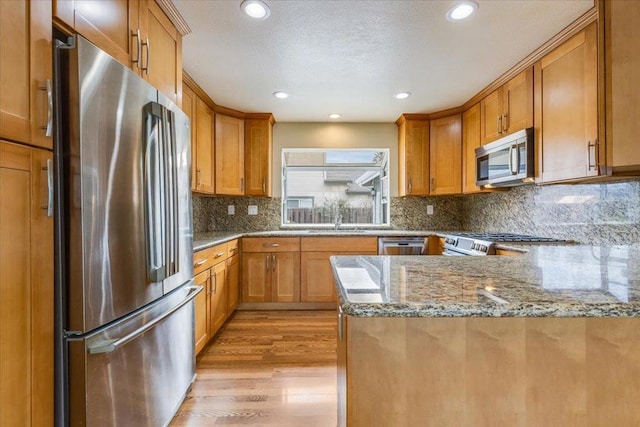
[272,252,300,302]
[241,252,270,302]
[141,0,182,104]
[503,68,533,134]
[480,89,503,144]
[182,84,197,191]
[0,142,53,426]
[55,0,140,70]
[193,270,210,355]
[0,0,52,148]
[226,254,239,316]
[215,114,245,195]
[537,24,598,183]
[398,118,429,196]
[430,114,462,195]
[210,262,227,336]
[462,104,483,194]
[300,252,336,302]
[244,118,273,196]
[194,98,214,194]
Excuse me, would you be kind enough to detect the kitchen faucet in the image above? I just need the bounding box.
[334,214,343,230]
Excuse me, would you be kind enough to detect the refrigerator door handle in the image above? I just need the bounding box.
[162,106,179,277]
[144,103,167,282]
[87,286,202,354]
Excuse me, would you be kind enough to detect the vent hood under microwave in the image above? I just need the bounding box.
[475,127,534,187]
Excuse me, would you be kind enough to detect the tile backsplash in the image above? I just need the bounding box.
[193,180,640,245]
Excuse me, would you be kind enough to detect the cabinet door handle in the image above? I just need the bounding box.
[240,177,244,192]
[262,178,266,194]
[131,28,141,68]
[502,113,508,133]
[41,159,53,216]
[141,38,150,75]
[39,79,53,137]
[263,243,279,248]
[265,254,270,272]
[196,169,202,187]
[496,115,503,134]
[408,177,412,194]
[587,139,599,171]
[215,251,225,258]
[430,177,434,192]
[338,306,344,341]
[272,254,277,272]
[194,259,208,267]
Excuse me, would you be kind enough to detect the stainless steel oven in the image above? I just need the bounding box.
[378,237,427,255]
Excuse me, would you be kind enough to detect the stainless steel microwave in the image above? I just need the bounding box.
[475,127,534,187]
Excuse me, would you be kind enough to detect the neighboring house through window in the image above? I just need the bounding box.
[282,149,389,226]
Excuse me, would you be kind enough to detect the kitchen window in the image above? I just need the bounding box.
[282,149,390,226]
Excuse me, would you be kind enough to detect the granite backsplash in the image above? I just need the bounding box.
[462,180,640,244]
[193,180,640,245]
[193,196,464,232]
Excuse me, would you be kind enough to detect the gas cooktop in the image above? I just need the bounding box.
[452,232,567,243]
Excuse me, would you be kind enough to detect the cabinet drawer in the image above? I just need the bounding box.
[193,242,228,274]
[300,236,378,252]
[242,237,300,252]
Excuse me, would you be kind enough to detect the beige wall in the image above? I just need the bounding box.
[272,122,398,197]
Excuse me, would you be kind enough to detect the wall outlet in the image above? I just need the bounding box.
[427,205,434,215]
[248,205,258,215]
[227,205,235,215]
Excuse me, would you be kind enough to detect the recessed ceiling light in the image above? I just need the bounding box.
[240,0,270,19]
[329,113,341,119]
[446,1,478,21]
[393,91,412,99]
[273,91,289,99]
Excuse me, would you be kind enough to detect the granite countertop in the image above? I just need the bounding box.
[193,229,444,251]
[331,244,640,318]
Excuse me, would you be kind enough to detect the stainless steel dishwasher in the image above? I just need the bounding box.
[377,237,427,255]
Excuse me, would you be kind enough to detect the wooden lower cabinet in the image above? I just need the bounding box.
[300,237,378,303]
[338,315,640,427]
[241,252,300,302]
[193,239,239,355]
[193,270,210,355]
[226,253,239,316]
[0,141,53,426]
[209,261,227,335]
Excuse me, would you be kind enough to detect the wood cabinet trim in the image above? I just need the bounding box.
[154,0,191,36]
[242,237,301,253]
[300,236,377,252]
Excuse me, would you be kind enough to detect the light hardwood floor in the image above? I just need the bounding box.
[171,310,338,426]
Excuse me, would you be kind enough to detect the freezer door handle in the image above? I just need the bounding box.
[87,286,202,354]
[163,106,179,277]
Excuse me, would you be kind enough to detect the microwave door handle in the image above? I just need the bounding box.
[508,146,517,175]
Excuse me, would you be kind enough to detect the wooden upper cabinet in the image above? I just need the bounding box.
[54,0,183,104]
[215,114,245,195]
[54,0,140,69]
[462,104,486,194]
[480,68,533,145]
[430,114,462,195]
[182,83,197,191]
[0,0,52,149]
[602,0,640,174]
[397,115,429,196]
[536,23,598,183]
[245,115,274,197]
[194,97,215,194]
[141,0,182,105]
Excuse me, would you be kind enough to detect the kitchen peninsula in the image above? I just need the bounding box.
[333,245,640,427]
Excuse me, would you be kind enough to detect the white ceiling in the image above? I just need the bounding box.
[175,0,594,123]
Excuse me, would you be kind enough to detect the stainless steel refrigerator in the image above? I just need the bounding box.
[53,35,200,426]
